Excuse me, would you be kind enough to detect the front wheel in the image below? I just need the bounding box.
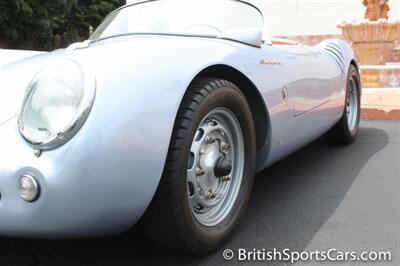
[143,78,256,253]
[325,64,361,144]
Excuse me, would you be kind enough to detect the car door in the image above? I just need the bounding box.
[282,44,337,116]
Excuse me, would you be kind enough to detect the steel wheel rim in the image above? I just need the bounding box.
[346,78,358,131]
[187,107,244,227]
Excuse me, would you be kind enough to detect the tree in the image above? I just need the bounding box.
[0,0,125,50]
[0,0,75,50]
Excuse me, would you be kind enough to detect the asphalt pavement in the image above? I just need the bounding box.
[1,120,399,266]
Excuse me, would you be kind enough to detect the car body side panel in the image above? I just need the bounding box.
[254,44,293,170]
[261,39,353,168]
[0,36,354,237]
[288,46,341,116]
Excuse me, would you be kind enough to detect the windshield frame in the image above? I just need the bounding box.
[89,0,265,44]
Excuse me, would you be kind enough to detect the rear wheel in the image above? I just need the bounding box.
[144,78,256,253]
[325,65,361,144]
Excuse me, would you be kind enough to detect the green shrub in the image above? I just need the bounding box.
[0,0,124,50]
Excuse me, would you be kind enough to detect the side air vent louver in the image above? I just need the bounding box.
[323,42,345,73]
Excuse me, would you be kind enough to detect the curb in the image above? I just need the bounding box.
[361,88,400,121]
[361,108,400,120]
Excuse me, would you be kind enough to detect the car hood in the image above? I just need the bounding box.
[0,50,53,126]
[0,49,46,68]
[0,38,152,126]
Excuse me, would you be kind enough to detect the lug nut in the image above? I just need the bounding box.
[206,136,216,144]
[205,190,215,199]
[222,176,231,182]
[196,167,205,176]
[222,142,230,151]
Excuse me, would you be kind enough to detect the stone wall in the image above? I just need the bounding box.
[387,46,400,62]
[275,34,343,46]
[276,34,400,63]
[0,40,12,49]
[276,34,399,87]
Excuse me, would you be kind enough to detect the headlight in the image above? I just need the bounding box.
[18,59,96,150]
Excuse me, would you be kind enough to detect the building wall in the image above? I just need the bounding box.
[247,0,400,36]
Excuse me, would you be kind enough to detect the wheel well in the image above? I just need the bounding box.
[350,59,359,72]
[350,60,362,94]
[194,64,268,151]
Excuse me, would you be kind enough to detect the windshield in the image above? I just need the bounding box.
[90,0,264,41]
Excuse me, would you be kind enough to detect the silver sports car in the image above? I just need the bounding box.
[0,0,361,253]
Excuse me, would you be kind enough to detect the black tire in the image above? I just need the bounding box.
[143,78,256,254]
[325,64,361,144]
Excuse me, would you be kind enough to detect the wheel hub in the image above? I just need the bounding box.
[187,108,244,226]
[198,141,225,193]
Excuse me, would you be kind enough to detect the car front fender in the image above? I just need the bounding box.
[0,37,262,237]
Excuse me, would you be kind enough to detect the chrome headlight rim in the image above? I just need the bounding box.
[18,59,96,151]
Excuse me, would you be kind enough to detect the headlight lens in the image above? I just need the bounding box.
[18,59,95,150]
